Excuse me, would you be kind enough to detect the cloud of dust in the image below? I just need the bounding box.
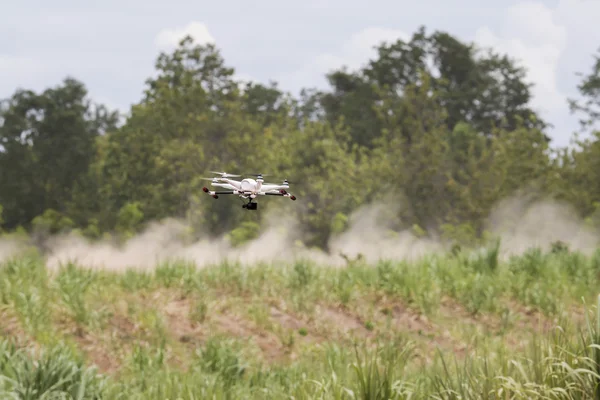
[327,202,444,263]
[43,201,443,271]
[0,237,29,263]
[8,191,600,272]
[43,208,335,271]
[485,193,600,257]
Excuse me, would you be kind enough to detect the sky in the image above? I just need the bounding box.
[1,0,599,148]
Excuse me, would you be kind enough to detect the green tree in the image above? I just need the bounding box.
[369,73,454,231]
[569,47,600,130]
[554,47,600,221]
[239,80,295,128]
[0,78,118,230]
[70,36,280,236]
[551,132,600,218]
[1,24,590,253]
[304,26,548,149]
[270,119,364,249]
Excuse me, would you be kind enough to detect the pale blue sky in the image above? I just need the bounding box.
[1,0,599,148]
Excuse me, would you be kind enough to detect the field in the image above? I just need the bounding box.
[1,238,600,399]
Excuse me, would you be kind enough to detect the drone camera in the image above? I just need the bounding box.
[243,202,258,210]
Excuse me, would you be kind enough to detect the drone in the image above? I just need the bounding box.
[202,171,296,210]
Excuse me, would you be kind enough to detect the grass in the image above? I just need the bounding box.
[0,242,600,398]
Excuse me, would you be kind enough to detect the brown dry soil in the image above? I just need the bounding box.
[0,288,584,377]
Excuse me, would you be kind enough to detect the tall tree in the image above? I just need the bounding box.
[1,26,587,251]
[304,26,549,148]
[71,36,282,235]
[272,119,364,249]
[368,73,454,231]
[0,77,118,229]
[569,47,600,131]
[238,80,295,128]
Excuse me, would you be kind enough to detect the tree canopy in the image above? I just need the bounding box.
[0,28,599,250]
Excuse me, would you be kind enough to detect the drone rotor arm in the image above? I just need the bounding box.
[262,191,297,201]
[202,187,242,199]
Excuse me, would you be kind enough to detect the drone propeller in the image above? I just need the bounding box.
[276,178,299,185]
[210,171,241,177]
[261,179,299,188]
[199,177,220,181]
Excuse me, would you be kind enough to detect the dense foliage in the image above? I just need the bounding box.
[1,27,600,250]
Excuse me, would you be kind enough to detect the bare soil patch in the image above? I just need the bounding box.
[385,302,436,335]
[267,299,326,345]
[73,334,117,374]
[437,297,504,333]
[0,307,24,338]
[53,312,141,375]
[317,305,374,338]
[162,296,205,346]
[157,291,300,364]
[269,306,305,331]
[378,300,466,362]
[212,313,285,362]
[0,307,41,356]
[108,314,139,340]
[501,298,586,335]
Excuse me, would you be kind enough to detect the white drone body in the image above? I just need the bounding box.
[202,172,296,210]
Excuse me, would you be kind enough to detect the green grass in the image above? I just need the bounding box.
[1,243,600,398]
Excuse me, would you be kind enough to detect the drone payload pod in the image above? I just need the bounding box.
[201,171,296,210]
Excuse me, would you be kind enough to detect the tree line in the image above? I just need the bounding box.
[1,26,599,250]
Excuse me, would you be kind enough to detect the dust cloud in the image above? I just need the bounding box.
[0,237,28,263]
[42,203,440,271]
[2,192,599,271]
[43,211,335,271]
[327,203,443,263]
[486,193,600,257]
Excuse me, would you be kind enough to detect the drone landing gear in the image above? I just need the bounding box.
[242,200,258,210]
